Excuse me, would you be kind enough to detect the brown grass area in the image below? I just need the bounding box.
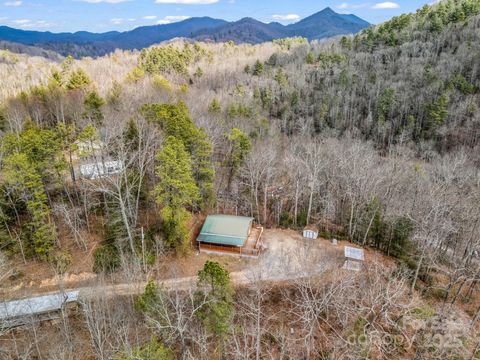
[425,270,480,332]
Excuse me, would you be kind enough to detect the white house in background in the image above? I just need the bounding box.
[343,246,365,271]
[79,160,123,180]
[303,225,319,239]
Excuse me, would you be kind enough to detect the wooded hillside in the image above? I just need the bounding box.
[0,0,479,358]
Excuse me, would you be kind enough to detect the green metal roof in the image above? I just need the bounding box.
[197,215,253,247]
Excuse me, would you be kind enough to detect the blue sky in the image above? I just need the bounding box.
[0,0,437,33]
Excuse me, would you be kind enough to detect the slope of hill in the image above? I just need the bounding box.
[110,17,228,49]
[193,17,286,43]
[0,8,369,57]
[266,0,480,153]
[0,40,63,60]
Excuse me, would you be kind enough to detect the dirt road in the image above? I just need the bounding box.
[79,229,345,297]
[1,229,350,321]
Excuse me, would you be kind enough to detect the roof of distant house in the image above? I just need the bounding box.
[197,214,254,247]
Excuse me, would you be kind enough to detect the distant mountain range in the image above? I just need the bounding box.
[0,7,369,58]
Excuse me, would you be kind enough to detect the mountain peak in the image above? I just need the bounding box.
[306,6,340,19]
[237,17,263,24]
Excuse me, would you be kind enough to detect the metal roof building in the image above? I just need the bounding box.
[197,215,254,247]
[0,291,79,325]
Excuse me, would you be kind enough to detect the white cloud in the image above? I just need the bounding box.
[127,18,136,21]
[78,0,130,3]
[10,18,55,29]
[12,19,30,24]
[372,2,400,9]
[337,2,368,9]
[143,15,157,20]
[156,15,190,24]
[271,14,300,22]
[155,0,218,4]
[110,17,124,24]
[22,20,55,29]
[4,1,22,6]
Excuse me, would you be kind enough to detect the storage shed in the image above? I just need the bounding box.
[303,225,319,239]
[0,291,79,327]
[197,215,263,257]
[343,246,365,271]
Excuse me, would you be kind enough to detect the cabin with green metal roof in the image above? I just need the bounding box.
[197,215,263,257]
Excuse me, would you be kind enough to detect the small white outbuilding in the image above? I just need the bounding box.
[303,225,319,239]
[343,246,365,271]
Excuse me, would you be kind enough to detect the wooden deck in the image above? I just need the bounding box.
[199,226,264,257]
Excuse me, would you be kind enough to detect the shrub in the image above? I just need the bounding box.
[208,99,221,114]
[51,250,72,275]
[117,337,173,360]
[411,305,436,319]
[152,75,172,91]
[252,60,264,76]
[126,67,145,83]
[279,212,293,228]
[93,243,120,273]
[66,68,91,90]
[296,211,307,228]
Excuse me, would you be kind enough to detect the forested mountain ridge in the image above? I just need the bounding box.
[0,0,480,358]
[0,8,369,57]
[266,0,480,155]
[193,7,369,43]
[0,40,63,61]
[0,17,228,57]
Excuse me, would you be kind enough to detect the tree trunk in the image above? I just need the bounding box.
[362,207,378,246]
[254,183,260,224]
[294,179,299,227]
[348,200,355,239]
[411,247,426,294]
[451,277,467,305]
[118,191,135,254]
[306,183,314,225]
[69,151,76,184]
[255,295,261,360]
[263,183,268,226]
[466,278,478,300]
